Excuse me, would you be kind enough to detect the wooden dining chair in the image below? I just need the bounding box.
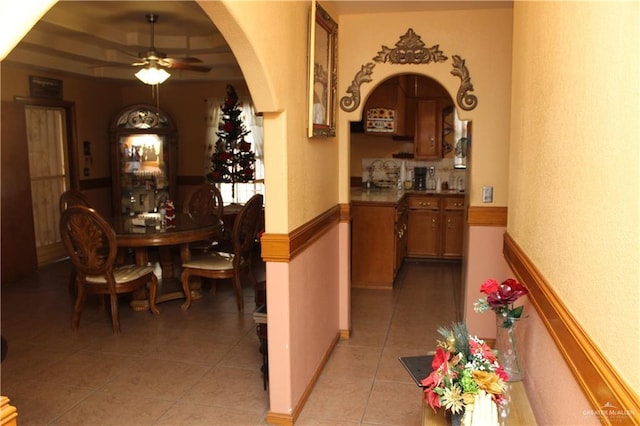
[60,205,160,333]
[182,183,225,252]
[180,193,263,312]
[59,189,90,213]
[59,189,92,293]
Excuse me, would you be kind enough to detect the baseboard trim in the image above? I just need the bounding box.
[503,232,640,425]
[261,205,340,262]
[266,332,341,425]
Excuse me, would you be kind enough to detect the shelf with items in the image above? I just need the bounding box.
[110,105,177,216]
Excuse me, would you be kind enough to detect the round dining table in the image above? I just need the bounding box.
[111,212,223,310]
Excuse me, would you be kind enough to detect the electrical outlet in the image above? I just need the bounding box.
[482,186,493,203]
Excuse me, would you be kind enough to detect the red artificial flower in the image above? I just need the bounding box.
[469,339,497,364]
[480,278,499,294]
[224,97,235,108]
[487,279,528,308]
[423,387,442,412]
[432,347,450,371]
[495,366,509,382]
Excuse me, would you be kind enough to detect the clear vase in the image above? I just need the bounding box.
[495,315,526,382]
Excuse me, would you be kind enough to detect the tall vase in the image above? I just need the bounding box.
[495,315,526,382]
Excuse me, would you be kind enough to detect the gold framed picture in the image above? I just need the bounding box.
[308,1,337,138]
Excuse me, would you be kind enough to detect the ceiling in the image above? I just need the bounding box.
[4,1,511,84]
[5,1,241,83]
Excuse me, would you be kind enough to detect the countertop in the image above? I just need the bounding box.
[351,187,464,205]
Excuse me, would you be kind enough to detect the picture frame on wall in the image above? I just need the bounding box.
[307,1,337,138]
[29,76,63,99]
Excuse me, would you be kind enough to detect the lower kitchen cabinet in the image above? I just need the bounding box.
[407,193,464,259]
[350,192,464,289]
[442,196,465,258]
[351,200,406,289]
[407,195,441,257]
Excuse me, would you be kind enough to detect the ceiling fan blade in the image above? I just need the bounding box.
[163,56,203,64]
[165,62,211,72]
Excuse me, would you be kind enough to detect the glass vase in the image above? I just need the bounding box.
[495,315,526,382]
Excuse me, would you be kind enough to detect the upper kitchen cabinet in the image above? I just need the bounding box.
[363,76,412,139]
[110,105,177,216]
[414,99,441,159]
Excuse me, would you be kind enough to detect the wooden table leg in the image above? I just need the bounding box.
[158,246,174,279]
[130,247,152,311]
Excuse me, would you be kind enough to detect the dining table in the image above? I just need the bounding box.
[111,212,223,310]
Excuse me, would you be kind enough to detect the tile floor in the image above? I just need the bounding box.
[1,256,460,425]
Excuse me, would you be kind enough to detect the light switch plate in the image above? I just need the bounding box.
[482,186,493,203]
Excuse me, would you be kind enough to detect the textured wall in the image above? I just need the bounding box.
[509,0,639,399]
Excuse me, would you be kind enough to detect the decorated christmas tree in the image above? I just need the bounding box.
[207,84,255,198]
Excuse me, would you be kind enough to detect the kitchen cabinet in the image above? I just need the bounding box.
[407,194,441,257]
[441,196,465,258]
[395,198,408,272]
[414,99,442,160]
[110,104,177,215]
[363,76,412,138]
[407,193,464,259]
[351,198,406,289]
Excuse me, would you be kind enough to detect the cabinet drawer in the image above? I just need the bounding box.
[408,196,440,210]
[443,197,465,210]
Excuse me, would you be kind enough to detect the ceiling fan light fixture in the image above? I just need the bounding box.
[135,64,171,85]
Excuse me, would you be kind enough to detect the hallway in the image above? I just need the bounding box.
[1,258,460,425]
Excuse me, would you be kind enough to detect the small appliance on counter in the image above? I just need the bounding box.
[426,166,437,190]
[414,167,427,191]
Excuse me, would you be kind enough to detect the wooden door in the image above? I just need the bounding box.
[24,105,70,264]
[1,101,37,282]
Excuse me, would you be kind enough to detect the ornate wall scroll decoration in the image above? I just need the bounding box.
[373,28,448,65]
[450,55,477,111]
[339,62,376,113]
[339,28,479,113]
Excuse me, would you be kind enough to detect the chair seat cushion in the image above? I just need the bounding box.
[182,252,234,271]
[86,265,155,284]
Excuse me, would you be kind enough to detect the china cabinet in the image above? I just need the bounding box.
[110,105,177,215]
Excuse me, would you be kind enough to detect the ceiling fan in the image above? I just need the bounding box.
[129,13,211,84]
[134,13,211,72]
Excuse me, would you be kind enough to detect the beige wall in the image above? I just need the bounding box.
[336,5,514,344]
[509,0,639,420]
[197,0,344,417]
[337,6,513,207]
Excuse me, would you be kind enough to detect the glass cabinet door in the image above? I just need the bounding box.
[111,105,176,215]
[118,134,170,214]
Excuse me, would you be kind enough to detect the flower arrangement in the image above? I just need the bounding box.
[474,278,529,327]
[421,322,508,418]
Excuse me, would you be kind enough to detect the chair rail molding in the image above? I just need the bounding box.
[503,232,640,425]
